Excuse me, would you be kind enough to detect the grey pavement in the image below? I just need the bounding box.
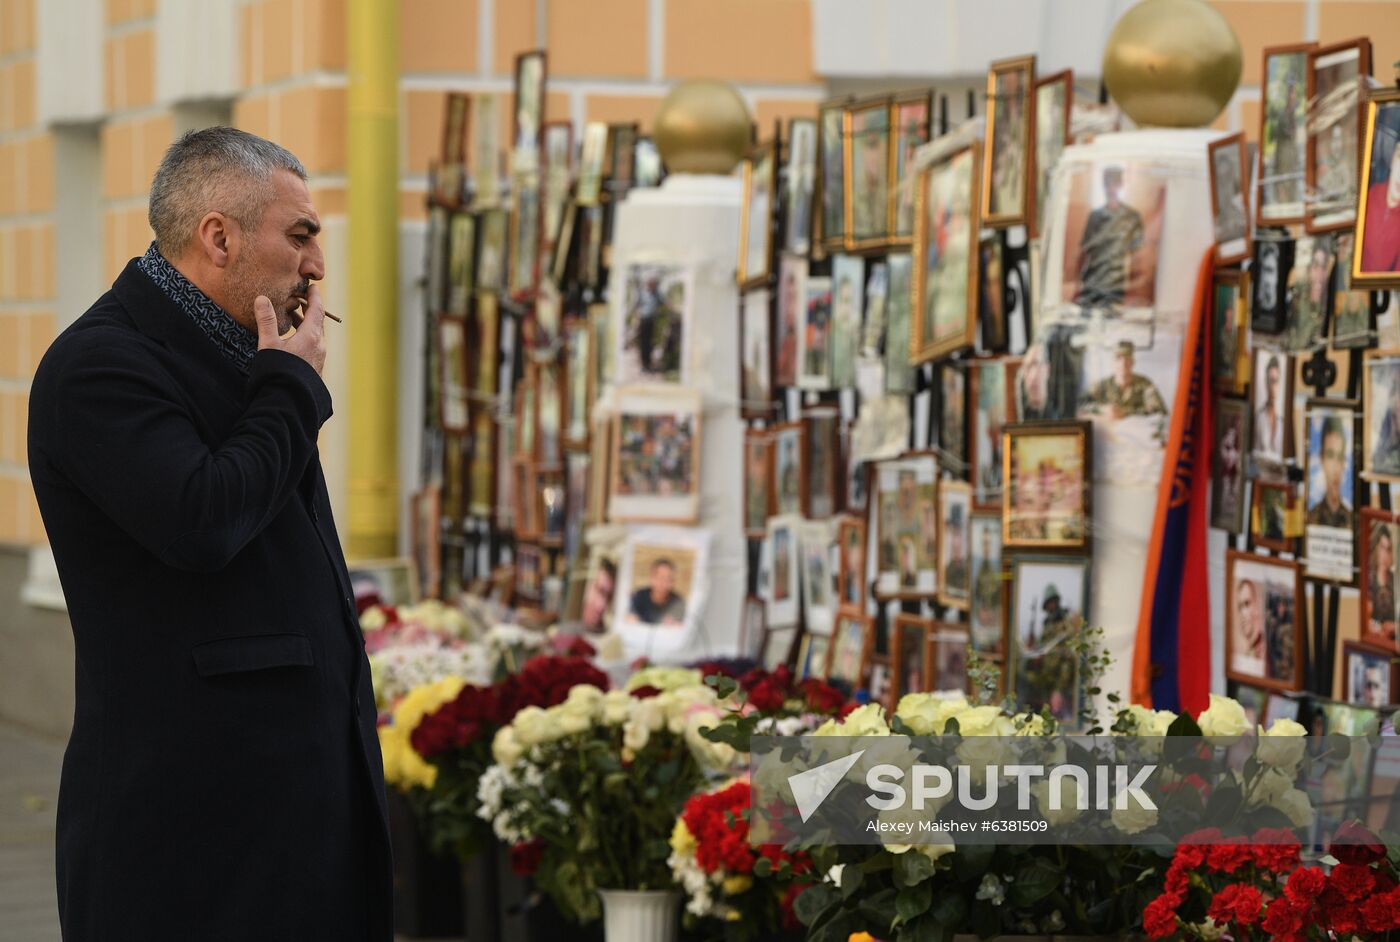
[0,722,63,942]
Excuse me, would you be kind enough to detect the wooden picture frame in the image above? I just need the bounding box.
[1362,349,1400,482]
[818,98,850,252]
[513,458,539,540]
[562,317,593,450]
[785,116,819,256]
[1224,549,1305,693]
[537,466,566,548]
[1359,507,1400,651]
[1251,347,1294,465]
[576,122,609,207]
[1007,554,1090,724]
[1257,42,1316,227]
[608,386,703,523]
[938,479,973,610]
[1250,480,1296,554]
[802,407,842,519]
[744,429,774,539]
[1210,395,1251,535]
[511,50,548,159]
[437,315,470,434]
[514,541,544,602]
[1341,640,1397,707]
[844,95,892,251]
[1301,398,1359,585]
[1207,131,1252,264]
[926,625,971,695]
[1001,420,1092,550]
[739,288,774,418]
[409,484,443,600]
[1031,69,1073,237]
[770,421,807,518]
[468,408,497,521]
[968,358,1014,511]
[825,612,873,689]
[968,510,1006,658]
[445,212,476,316]
[533,361,563,467]
[982,55,1036,228]
[869,451,939,601]
[738,140,778,288]
[441,92,471,166]
[1304,37,1371,233]
[1212,268,1250,395]
[889,90,933,245]
[1351,88,1400,287]
[890,614,932,706]
[836,514,868,611]
[540,121,575,267]
[912,141,982,363]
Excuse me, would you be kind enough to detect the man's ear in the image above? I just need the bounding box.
[193,211,236,269]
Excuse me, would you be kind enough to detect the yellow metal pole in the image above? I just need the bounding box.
[346,0,400,559]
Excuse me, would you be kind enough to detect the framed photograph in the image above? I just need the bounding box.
[614,526,712,637]
[446,212,476,315]
[1258,43,1313,225]
[845,96,892,249]
[1059,160,1166,315]
[476,208,508,293]
[983,55,1035,227]
[1225,551,1303,692]
[1212,269,1249,393]
[1008,555,1088,725]
[1208,132,1251,264]
[800,519,837,637]
[607,122,639,189]
[861,259,888,357]
[576,122,609,207]
[795,632,830,681]
[912,141,981,363]
[766,514,802,628]
[513,543,543,602]
[426,205,450,314]
[836,515,867,610]
[804,408,842,519]
[535,362,562,466]
[562,318,592,449]
[579,547,619,635]
[775,254,806,387]
[865,654,894,709]
[1305,38,1370,232]
[550,198,577,285]
[609,386,702,523]
[740,289,773,416]
[540,122,574,262]
[1332,233,1375,346]
[493,423,515,531]
[634,136,662,187]
[1303,399,1358,583]
[471,93,501,207]
[970,359,1012,510]
[1211,396,1251,534]
[468,409,496,519]
[830,254,864,388]
[537,467,566,547]
[796,275,834,390]
[1251,481,1295,553]
[771,422,806,517]
[890,91,932,243]
[1250,234,1292,334]
[349,557,421,609]
[513,459,539,539]
[512,50,547,160]
[585,416,611,527]
[441,92,470,166]
[891,614,931,704]
[938,480,973,610]
[884,253,915,393]
[927,627,970,694]
[785,117,818,256]
[1352,89,1400,286]
[1363,350,1400,482]
[978,236,1008,352]
[1343,641,1395,708]
[738,140,777,288]
[826,612,872,688]
[969,511,1005,657]
[818,98,848,250]
[761,625,798,670]
[563,450,588,562]
[442,431,468,523]
[739,593,766,659]
[1002,421,1091,549]
[588,301,612,393]
[843,422,868,514]
[1360,507,1400,650]
[409,485,442,601]
[1032,69,1073,236]
[615,262,692,385]
[744,430,773,538]
[470,292,499,400]
[509,177,541,299]
[871,452,938,598]
[1251,349,1293,465]
[437,316,469,433]
[939,361,967,468]
[1283,234,1335,352]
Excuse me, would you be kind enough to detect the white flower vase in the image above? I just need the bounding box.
[596,889,680,942]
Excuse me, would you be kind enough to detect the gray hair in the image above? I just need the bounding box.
[148,127,307,257]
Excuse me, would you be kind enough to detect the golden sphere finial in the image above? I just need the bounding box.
[1102,0,1243,128]
[653,79,752,175]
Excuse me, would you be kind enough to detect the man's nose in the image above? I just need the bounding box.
[302,241,326,282]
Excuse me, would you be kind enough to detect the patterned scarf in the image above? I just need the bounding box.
[137,242,257,375]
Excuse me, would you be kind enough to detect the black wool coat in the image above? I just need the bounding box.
[27,259,393,941]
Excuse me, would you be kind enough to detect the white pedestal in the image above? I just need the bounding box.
[1037,129,1228,706]
[603,174,745,663]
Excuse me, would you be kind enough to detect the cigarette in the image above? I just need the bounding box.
[324,311,343,323]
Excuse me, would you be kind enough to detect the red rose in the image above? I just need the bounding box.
[509,839,545,876]
[1205,843,1252,874]
[1207,882,1263,927]
[1327,862,1376,902]
[1332,821,1387,865]
[1283,866,1326,904]
[837,701,861,719]
[629,685,662,700]
[1142,894,1179,939]
[799,679,847,715]
[746,677,788,713]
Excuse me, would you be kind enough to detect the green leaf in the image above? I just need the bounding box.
[793,883,840,927]
[929,891,967,927]
[951,842,994,881]
[1007,857,1062,906]
[893,849,937,887]
[1166,713,1203,737]
[896,882,933,921]
[857,887,899,934]
[1204,780,1243,824]
[754,856,773,878]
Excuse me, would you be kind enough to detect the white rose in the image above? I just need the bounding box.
[684,711,737,771]
[512,706,554,747]
[1275,787,1314,828]
[492,726,524,767]
[949,705,1005,737]
[1248,767,1295,806]
[360,606,389,631]
[896,694,969,735]
[601,690,632,726]
[839,703,892,737]
[1033,776,1082,827]
[632,696,667,733]
[622,718,651,753]
[1197,695,1249,738]
[1256,719,1307,771]
[566,683,605,716]
[555,701,593,736]
[1111,800,1158,835]
[1121,704,1177,737]
[918,839,956,862]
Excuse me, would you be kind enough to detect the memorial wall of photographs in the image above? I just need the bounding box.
[1214,37,1400,714]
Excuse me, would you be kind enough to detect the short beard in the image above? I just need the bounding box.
[226,249,307,335]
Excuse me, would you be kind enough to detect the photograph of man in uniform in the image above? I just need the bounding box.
[620,264,687,383]
[1284,236,1334,352]
[1012,561,1086,724]
[940,499,971,604]
[1078,341,1167,420]
[1307,411,1354,528]
[1253,353,1288,462]
[1369,359,1400,479]
[1068,165,1145,311]
[970,517,1003,654]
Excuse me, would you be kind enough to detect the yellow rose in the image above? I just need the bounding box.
[492,726,524,767]
[836,703,891,737]
[1197,695,1249,738]
[895,694,970,735]
[392,676,466,740]
[379,725,438,790]
[722,875,753,896]
[669,818,697,859]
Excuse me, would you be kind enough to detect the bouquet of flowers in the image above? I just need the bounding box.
[477,681,739,924]
[698,664,854,756]
[369,642,493,710]
[360,599,479,651]
[669,776,814,939]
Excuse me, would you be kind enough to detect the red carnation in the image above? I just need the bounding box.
[1362,888,1400,933]
[1206,882,1263,927]
[746,677,788,713]
[1142,894,1179,939]
[1205,843,1252,874]
[1318,886,1362,935]
[509,839,545,876]
[837,701,861,719]
[1327,862,1376,902]
[1332,821,1387,865]
[1250,828,1300,872]
[1180,827,1225,845]
[1283,866,1326,904]
[1172,842,1207,872]
[1262,896,1306,938]
[799,678,846,715]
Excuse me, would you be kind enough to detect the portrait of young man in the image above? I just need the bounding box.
[27,129,392,939]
